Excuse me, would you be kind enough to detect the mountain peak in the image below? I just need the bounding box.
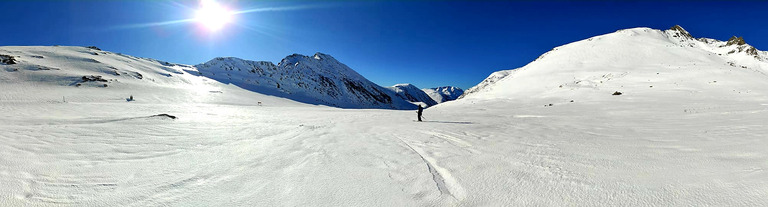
[387,83,438,107]
[195,53,416,109]
[668,25,693,39]
[726,36,747,46]
[393,83,416,88]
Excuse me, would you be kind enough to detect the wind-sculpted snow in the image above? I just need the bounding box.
[386,83,438,107]
[2,93,767,206]
[195,53,417,109]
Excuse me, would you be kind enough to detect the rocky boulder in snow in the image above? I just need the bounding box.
[81,75,108,82]
[0,54,17,65]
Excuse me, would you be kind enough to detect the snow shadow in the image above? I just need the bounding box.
[422,120,473,124]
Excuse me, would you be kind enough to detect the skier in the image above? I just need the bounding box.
[417,104,424,122]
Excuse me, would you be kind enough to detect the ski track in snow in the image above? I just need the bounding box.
[3,100,767,206]
[394,134,466,203]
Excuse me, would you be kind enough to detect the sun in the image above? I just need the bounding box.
[194,0,233,31]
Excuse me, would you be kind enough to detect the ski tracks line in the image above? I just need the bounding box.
[393,134,466,202]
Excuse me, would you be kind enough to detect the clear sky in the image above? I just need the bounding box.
[2,1,766,89]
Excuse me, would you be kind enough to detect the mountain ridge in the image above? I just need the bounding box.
[194,53,417,109]
[456,25,768,103]
[422,86,464,103]
[386,83,438,107]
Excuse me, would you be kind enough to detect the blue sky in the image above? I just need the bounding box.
[2,1,766,89]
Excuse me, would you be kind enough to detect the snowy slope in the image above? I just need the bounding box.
[2,26,768,206]
[422,86,464,103]
[386,83,438,107]
[457,70,514,99]
[0,46,306,106]
[194,53,417,109]
[458,25,768,103]
[425,25,768,205]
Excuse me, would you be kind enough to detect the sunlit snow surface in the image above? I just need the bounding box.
[2,96,767,206]
[2,26,768,206]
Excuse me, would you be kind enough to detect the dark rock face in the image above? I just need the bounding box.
[151,114,177,119]
[0,54,17,65]
[726,36,747,46]
[82,75,108,82]
[343,79,392,104]
[745,47,758,56]
[669,25,693,39]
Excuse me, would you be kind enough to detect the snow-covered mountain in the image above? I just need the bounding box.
[194,53,417,109]
[386,83,438,107]
[4,27,768,206]
[0,46,304,106]
[457,25,768,103]
[422,86,464,103]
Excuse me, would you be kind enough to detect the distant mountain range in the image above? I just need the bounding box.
[194,53,465,109]
[0,46,464,109]
[194,53,420,109]
[5,25,763,110]
[386,83,439,107]
[422,86,464,104]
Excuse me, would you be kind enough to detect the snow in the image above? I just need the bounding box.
[2,25,768,206]
[195,53,416,109]
[422,86,464,103]
[460,26,768,101]
[386,83,438,107]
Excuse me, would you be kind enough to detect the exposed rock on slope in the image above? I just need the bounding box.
[0,54,17,65]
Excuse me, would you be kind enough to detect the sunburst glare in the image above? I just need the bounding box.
[194,0,233,31]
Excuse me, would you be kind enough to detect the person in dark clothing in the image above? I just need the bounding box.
[417,104,424,122]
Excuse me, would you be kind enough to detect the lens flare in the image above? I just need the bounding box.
[195,0,233,31]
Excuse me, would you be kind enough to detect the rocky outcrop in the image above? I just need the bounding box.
[669,25,693,39]
[726,36,746,46]
[0,54,16,65]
